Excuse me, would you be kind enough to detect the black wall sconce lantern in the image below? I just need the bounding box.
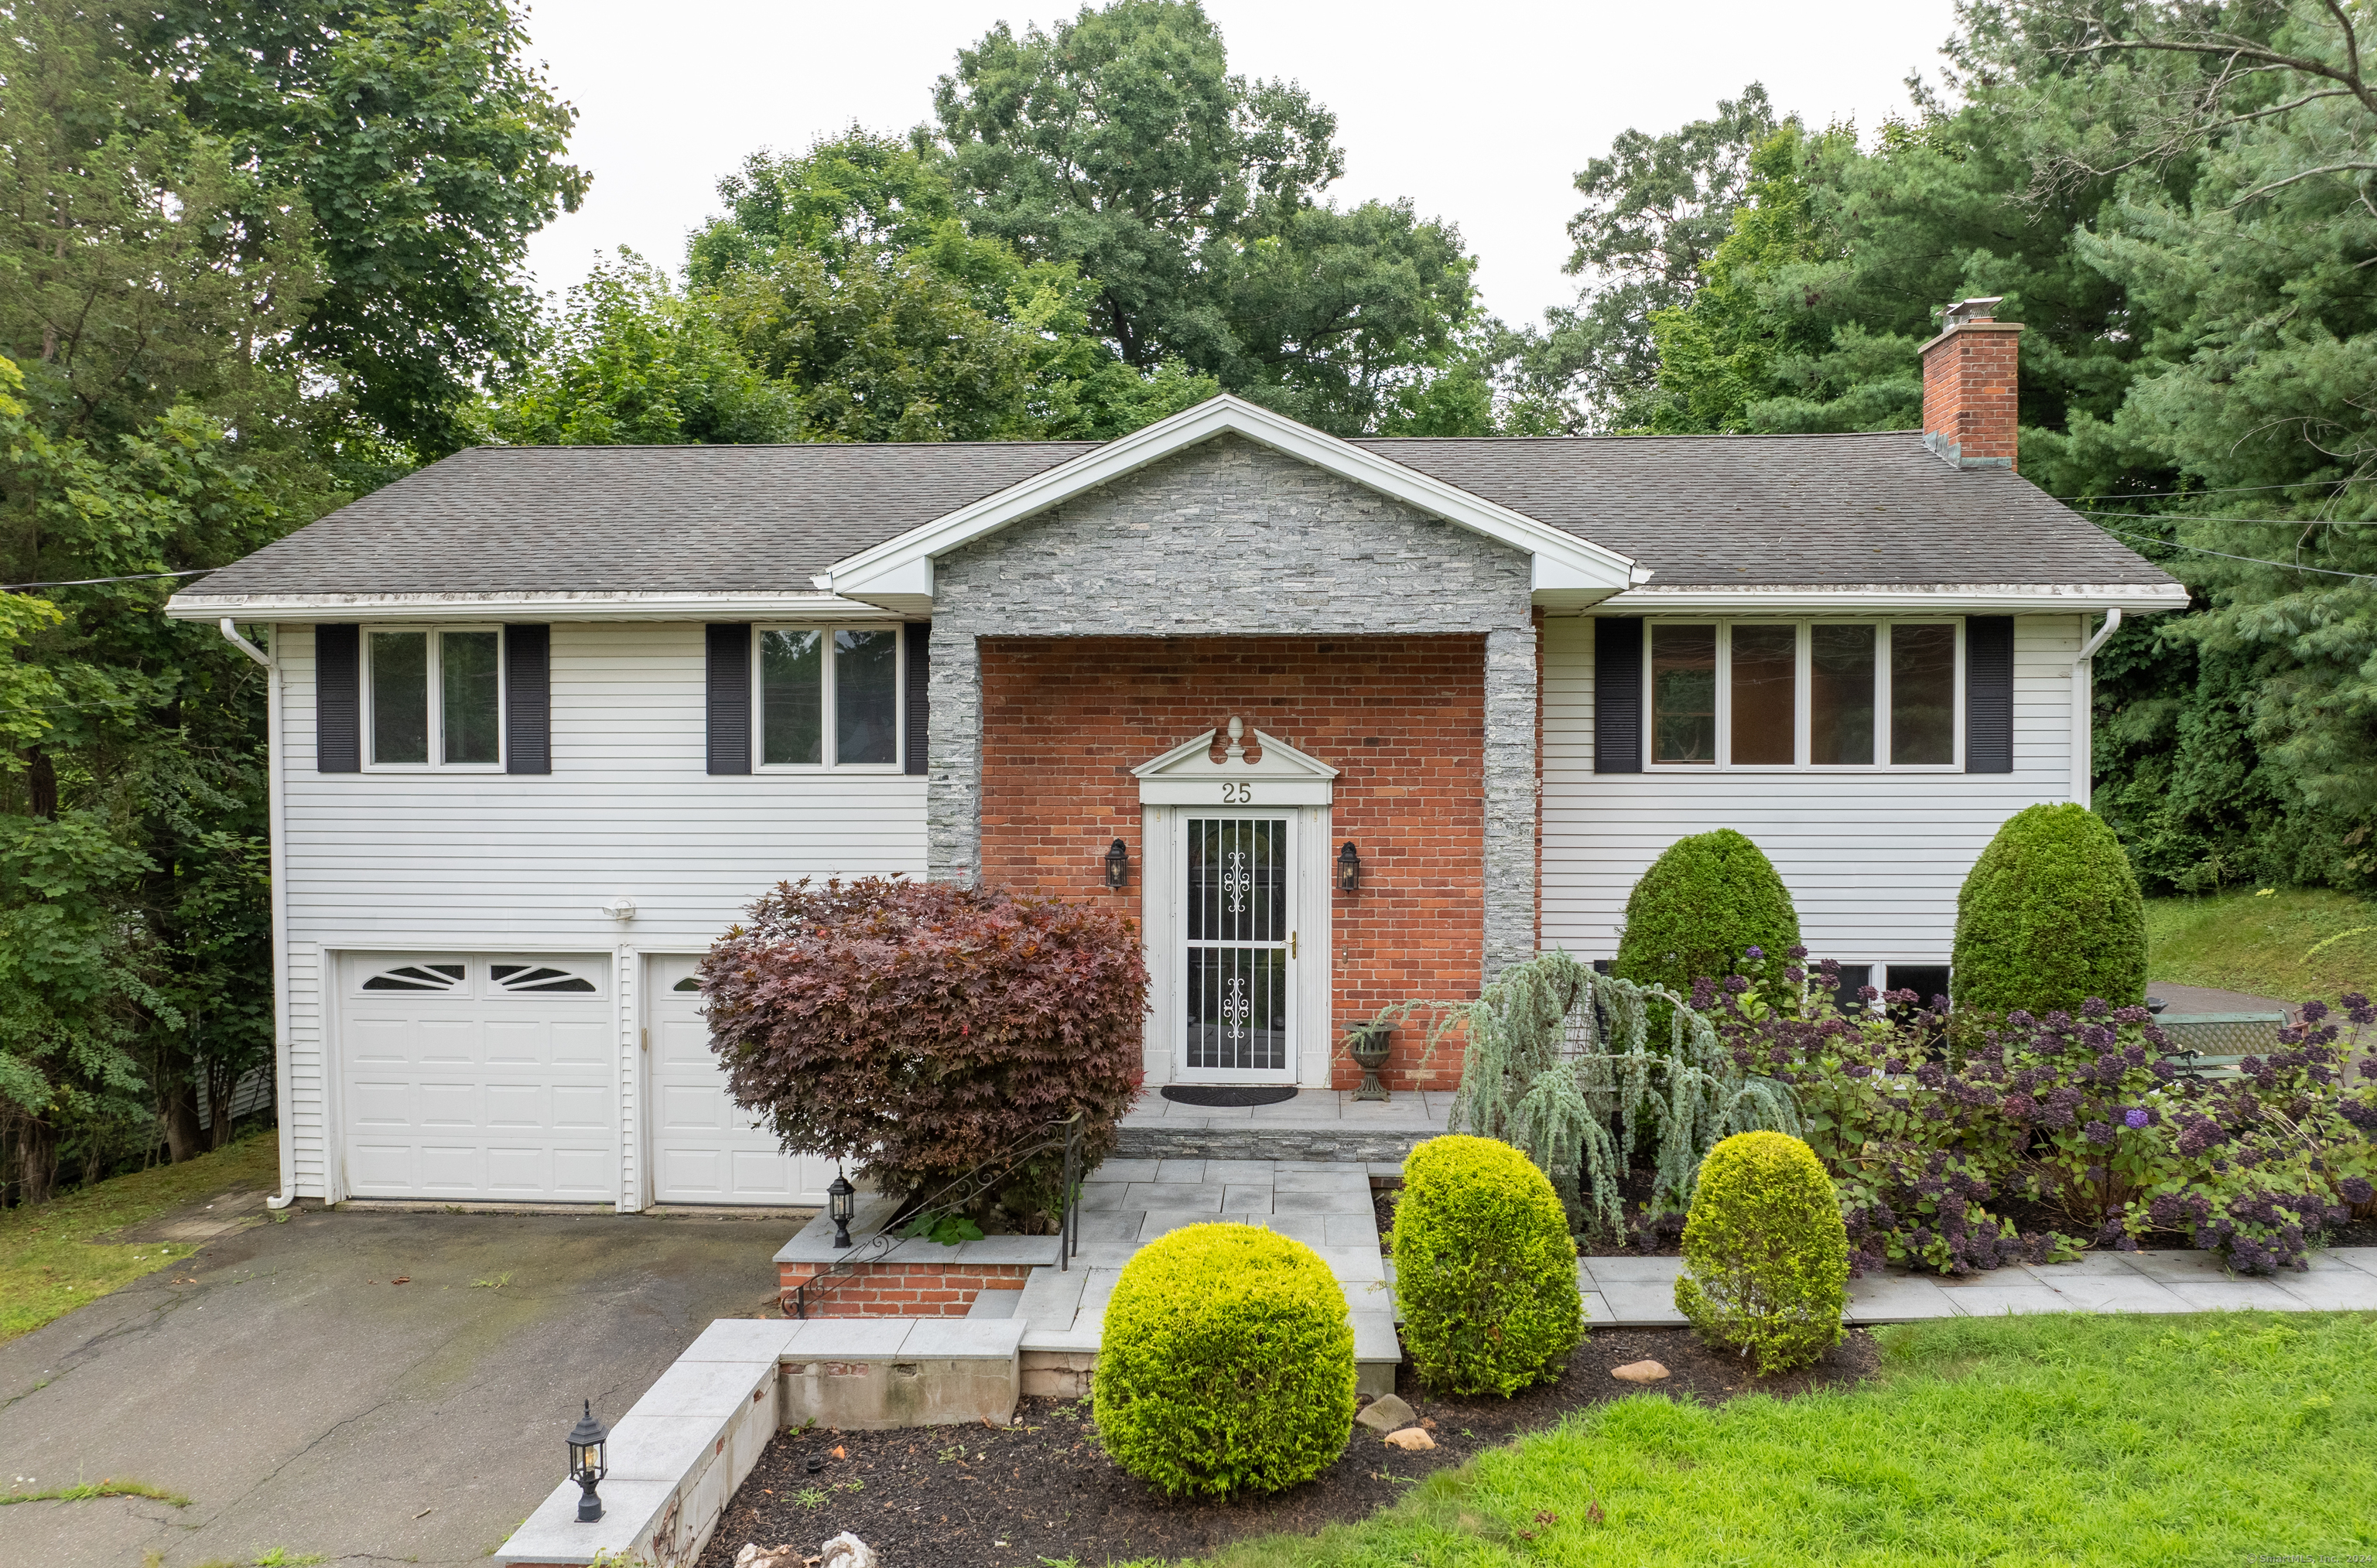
[567,1399,609,1522]
[828,1170,856,1249]
[1336,841,1362,893]
[1103,838,1130,890]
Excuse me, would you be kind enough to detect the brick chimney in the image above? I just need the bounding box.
[1920,297,2023,471]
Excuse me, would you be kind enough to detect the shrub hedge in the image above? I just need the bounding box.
[701,877,1147,1214]
[1674,1130,1848,1375]
[1092,1224,1356,1497]
[1394,1135,1585,1395]
[1615,830,1801,997]
[1953,804,2146,1013]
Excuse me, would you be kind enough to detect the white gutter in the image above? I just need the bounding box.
[2071,607,2122,808]
[168,589,876,623]
[221,620,298,1211]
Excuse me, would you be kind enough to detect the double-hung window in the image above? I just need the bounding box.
[364,627,504,770]
[755,627,901,770]
[1645,620,1962,769]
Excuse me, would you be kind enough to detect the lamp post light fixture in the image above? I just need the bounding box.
[1336,841,1362,893]
[1103,838,1129,890]
[828,1170,857,1249]
[567,1399,608,1523]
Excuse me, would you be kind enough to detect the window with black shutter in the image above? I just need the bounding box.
[315,623,361,773]
[1593,617,1643,774]
[1964,616,2014,773]
[504,623,551,774]
[705,623,752,775]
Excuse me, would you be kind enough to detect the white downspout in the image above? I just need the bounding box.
[2071,608,2122,808]
[221,620,299,1211]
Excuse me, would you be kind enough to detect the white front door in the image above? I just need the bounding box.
[645,955,838,1206]
[340,953,614,1201]
[1175,813,1298,1083]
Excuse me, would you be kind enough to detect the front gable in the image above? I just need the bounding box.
[821,394,1643,615]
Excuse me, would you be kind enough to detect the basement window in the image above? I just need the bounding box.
[755,626,901,770]
[1643,620,1965,770]
[364,627,502,770]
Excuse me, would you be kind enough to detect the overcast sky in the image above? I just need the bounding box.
[521,0,1963,330]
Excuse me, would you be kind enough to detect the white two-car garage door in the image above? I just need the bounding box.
[646,955,835,1206]
[341,953,616,1201]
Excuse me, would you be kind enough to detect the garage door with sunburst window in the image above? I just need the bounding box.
[340,954,614,1201]
[647,955,836,1206]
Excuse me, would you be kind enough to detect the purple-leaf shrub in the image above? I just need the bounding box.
[1708,956,2376,1276]
[702,877,1149,1224]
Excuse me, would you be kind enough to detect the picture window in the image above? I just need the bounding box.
[1643,620,1963,770]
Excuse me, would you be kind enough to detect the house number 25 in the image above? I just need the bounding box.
[1220,782,1252,804]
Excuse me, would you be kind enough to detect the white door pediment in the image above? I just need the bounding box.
[1133,718,1338,805]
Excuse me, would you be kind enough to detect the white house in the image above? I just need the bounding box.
[166,297,2187,1213]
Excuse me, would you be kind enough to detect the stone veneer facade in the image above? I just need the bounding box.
[925,433,1540,983]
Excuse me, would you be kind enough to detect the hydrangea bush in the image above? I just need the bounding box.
[1702,949,2376,1276]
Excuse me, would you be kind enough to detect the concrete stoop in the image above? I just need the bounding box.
[1117,1088,1451,1165]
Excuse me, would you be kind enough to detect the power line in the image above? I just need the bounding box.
[2095,525,2375,582]
[2055,478,2370,502]
[1,568,214,591]
[2075,507,2377,526]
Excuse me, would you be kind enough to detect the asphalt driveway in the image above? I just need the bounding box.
[0,1203,789,1568]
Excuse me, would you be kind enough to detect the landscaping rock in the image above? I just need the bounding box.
[1383,1426,1436,1451]
[1355,1393,1416,1431]
[733,1547,805,1568]
[820,1534,878,1568]
[1612,1359,1671,1383]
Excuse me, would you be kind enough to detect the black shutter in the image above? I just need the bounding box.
[1592,617,1643,774]
[504,624,551,774]
[1965,616,2014,773]
[316,623,361,773]
[904,622,930,777]
[706,623,751,775]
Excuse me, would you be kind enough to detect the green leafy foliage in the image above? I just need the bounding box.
[1092,1223,1354,1497]
[1392,1136,1584,1396]
[701,878,1147,1212]
[1673,1130,1847,1375]
[1954,804,2147,1013]
[130,0,589,456]
[929,0,1483,436]
[1613,829,1801,998]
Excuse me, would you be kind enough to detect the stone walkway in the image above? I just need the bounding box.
[1570,1245,2377,1325]
[994,1158,2377,1364]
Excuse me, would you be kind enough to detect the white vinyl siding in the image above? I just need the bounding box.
[1541,612,2081,968]
[275,622,927,1203]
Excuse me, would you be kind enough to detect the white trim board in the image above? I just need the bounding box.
[819,394,1649,614]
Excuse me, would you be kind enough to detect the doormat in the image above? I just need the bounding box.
[1160,1085,1298,1108]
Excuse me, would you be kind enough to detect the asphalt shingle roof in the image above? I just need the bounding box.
[186,429,2173,597]
[1349,432,2173,587]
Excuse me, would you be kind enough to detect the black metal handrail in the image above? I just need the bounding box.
[788,1112,1085,1320]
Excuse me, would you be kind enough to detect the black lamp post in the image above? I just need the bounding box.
[1103,838,1129,890]
[828,1170,856,1249]
[1336,841,1362,893]
[567,1399,608,1523]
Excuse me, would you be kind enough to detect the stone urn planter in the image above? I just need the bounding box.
[1347,1023,1394,1102]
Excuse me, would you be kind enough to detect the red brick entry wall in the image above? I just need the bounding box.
[778,1259,1035,1317]
[979,635,1486,1091]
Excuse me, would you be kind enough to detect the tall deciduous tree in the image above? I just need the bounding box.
[928,0,1483,434]
[128,0,589,458]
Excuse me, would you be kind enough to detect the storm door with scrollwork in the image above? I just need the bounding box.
[1182,816,1291,1074]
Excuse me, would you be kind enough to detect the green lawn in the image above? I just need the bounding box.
[1144,1312,2375,1567]
[0,1130,279,1343]
[2146,886,2377,1006]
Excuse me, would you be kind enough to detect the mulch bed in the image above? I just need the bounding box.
[698,1327,1881,1568]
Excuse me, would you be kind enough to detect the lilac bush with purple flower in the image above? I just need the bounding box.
[1707,958,2377,1276]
